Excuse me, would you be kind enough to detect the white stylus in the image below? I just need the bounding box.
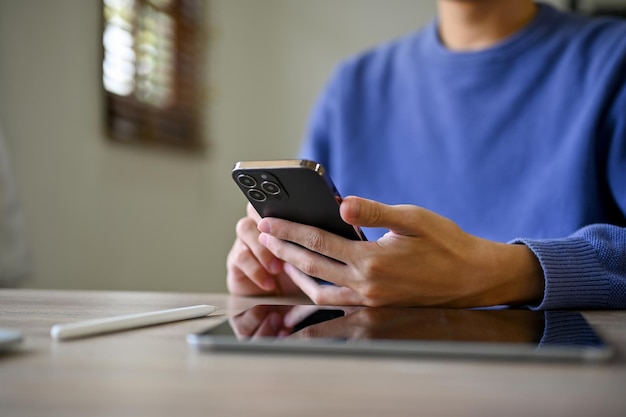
[50,304,217,340]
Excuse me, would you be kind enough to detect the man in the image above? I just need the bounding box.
[226,0,626,309]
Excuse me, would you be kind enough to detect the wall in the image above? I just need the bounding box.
[0,0,444,292]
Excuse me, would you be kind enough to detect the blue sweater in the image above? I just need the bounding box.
[300,4,626,309]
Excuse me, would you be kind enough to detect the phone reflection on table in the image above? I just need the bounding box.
[189,304,613,362]
[228,305,604,347]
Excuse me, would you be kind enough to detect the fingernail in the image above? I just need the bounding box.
[258,233,268,246]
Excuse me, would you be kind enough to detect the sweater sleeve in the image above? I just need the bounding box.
[514,225,626,310]
[513,63,626,310]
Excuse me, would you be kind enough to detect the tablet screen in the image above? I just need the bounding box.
[187,305,613,362]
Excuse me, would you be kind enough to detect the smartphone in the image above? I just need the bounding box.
[232,159,366,241]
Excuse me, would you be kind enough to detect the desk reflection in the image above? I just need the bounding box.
[228,305,607,350]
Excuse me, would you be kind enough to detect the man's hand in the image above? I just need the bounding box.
[226,203,303,296]
[257,196,544,308]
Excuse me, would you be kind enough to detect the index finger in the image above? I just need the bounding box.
[257,217,354,264]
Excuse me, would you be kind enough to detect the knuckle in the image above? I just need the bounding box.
[307,288,330,306]
[308,292,324,305]
[226,269,248,293]
[231,245,251,264]
[358,283,387,307]
[358,256,385,278]
[247,263,266,280]
[359,282,380,301]
[350,256,388,304]
[366,203,383,225]
[411,206,428,223]
[304,232,325,253]
[362,297,386,308]
[298,259,320,278]
[407,205,435,228]
[269,243,283,258]
[226,241,244,265]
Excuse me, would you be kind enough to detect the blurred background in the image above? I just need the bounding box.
[0,0,623,293]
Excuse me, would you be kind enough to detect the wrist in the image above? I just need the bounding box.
[472,240,545,307]
[496,242,545,305]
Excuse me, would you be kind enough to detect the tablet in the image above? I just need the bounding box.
[186,305,614,362]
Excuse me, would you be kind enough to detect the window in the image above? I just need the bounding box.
[102,0,207,151]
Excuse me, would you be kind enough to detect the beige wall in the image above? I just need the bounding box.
[0,0,446,292]
[0,0,582,292]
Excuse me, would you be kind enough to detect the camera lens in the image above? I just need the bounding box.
[261,181,281,195]
[247,189,267,202]
[237,174,256,188]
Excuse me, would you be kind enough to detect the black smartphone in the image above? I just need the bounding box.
[232,159,366,241]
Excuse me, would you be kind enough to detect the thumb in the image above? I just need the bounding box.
[340,196,424,236]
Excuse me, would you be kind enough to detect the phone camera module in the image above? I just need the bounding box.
[247,189,267,202]
[237,174,257,188]
[261,181,281,195]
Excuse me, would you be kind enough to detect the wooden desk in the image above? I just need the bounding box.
[1,289,625,417]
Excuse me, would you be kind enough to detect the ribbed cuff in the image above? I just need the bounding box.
[510,237,610,310]
[538,311,604,348]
